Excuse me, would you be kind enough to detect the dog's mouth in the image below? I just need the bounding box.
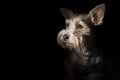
[61,36,80,49]
[65,42,73,47]
[59,40,72,48]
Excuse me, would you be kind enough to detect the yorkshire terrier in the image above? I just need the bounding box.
[57,4,106,80]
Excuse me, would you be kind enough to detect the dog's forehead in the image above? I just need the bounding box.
[66,14,87,23]
[65,14,89,28]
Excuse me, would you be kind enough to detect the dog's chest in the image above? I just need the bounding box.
[71,51,91,65]
[69,51,102,71]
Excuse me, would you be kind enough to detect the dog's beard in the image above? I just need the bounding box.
[57,30,84,53]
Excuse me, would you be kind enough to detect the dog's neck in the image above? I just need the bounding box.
[68,35,100,66]
[69,34,97,58]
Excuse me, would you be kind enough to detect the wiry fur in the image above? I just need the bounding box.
[57,4,106,80]
[57,14,91,53]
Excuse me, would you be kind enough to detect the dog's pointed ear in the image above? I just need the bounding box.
[60,8,74,19]
[88,4,105,26]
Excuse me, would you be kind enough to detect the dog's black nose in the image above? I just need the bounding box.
[63,34,69,41]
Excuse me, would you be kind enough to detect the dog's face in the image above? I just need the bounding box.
[57,4,105,52]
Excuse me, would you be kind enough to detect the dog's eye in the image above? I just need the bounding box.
[76,24,83,29]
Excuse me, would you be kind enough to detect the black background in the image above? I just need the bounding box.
[7,0,120,79]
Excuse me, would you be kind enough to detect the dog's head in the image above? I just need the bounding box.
[57,4,105,52]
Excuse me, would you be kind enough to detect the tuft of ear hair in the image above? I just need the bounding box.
[88,4,105,26]
[60,8,74,19]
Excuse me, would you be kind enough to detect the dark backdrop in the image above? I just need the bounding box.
[12,0,120,80]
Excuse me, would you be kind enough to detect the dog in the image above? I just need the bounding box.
[57,4,106,80]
